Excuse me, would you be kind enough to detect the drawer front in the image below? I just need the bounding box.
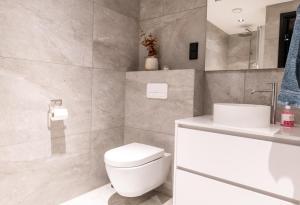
[176,127,300,200]
[175,169,294,205]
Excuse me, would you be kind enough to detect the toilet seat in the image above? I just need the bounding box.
[104,143,165,168]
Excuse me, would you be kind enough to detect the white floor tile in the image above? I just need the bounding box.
[61,184,116,205]
[61,184,172,205]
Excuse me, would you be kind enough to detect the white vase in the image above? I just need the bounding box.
[145,56,159,70]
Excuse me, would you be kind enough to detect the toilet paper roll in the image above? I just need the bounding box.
[51,107,68,121]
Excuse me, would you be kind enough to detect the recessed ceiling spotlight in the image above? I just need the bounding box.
[238,18,245,23]
[232,8,243,13]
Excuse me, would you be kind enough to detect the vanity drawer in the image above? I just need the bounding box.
[176,127,300,201]
[175,169,294,205]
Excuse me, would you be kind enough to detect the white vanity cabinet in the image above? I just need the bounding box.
[174,120,300,205]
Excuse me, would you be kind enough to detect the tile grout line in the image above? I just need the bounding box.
[140,4,207,22]
[125,125,174,137]
[89,0,95,160]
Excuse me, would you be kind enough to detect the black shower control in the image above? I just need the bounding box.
[189,42,198,60]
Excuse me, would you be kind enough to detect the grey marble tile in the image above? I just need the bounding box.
[93,5,139,71]
[125,70,195,135]
[205,22,229,71]
[263,39,279,69]
[0,153,93,205]
[124,126,174,156]
[227,34,251,70]
[244,69,284,105]
[0,0,93,67]
[194,70,205,116]
[139,8,206,70]
[163,0,207,15]
[90,127,124,187]
[139,7,206,70]
[0,57,92,148]
[227,55,250,70]
[92,69,125,131]
[95,0,140,19]
[204,71,245,114]
[0,139,51,161]
[51,132,90,155]
[140,0,164,20]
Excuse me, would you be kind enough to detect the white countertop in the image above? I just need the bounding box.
[176,115,300,145]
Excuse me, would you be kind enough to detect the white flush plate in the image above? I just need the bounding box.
[147,83,168,99]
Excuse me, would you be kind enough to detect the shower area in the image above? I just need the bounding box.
[227,26,265,70]
[206,22,265,71]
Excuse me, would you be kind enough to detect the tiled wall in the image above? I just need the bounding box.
[124,69,203,194]
[138,0,207,70]
[0,0,139,204]
[206,21,258,71]
[227,33,258,70]
[205,22,229,71]
[204,69,300,122]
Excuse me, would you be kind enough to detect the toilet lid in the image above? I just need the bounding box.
[104,143,165,168]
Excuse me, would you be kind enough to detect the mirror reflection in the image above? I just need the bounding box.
[205,0,300,71]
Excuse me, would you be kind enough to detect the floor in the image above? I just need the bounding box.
[61,184,172,205]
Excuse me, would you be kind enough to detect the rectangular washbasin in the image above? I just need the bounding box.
[213,103,271,128]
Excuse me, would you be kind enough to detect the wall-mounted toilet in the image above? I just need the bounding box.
[104,143,171,197]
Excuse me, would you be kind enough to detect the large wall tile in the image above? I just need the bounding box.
[92,69,125,131]
[163,0,207,15]
[205,22,229,71]
[0,0,93,67]
[0,153,92,205]
[139,8,206,70]
[93,5,138,71]
[194,70,205,116]
[203,69,300,123]
[140,0,164,20]
[124,126,174,157]
[51,132,90,155]
[90,127,123,186]
[0,139,51,161]
[244,69,284,105]
[95,0,140,19]
[0,57,92,147]
[0,0,138,203]
[204,71,245,114]
[125,70,195,135]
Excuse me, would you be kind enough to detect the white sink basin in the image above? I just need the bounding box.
[213,103,271,128]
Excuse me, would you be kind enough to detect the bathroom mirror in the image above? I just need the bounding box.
[205,0,300,71]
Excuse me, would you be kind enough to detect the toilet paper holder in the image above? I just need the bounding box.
[48,99,67,129]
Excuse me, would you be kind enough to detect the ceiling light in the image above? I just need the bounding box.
[232,8,243,13]
[238,18,245,23]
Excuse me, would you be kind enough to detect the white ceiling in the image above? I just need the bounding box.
[207,0,294,34]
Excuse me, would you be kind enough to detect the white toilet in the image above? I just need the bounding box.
[104,143,171,197]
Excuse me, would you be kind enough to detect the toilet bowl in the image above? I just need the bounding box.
[104,143,171,197]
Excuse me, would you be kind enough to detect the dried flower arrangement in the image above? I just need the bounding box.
[140,32,158,57]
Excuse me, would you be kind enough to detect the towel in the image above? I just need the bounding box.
[278,4,300,108]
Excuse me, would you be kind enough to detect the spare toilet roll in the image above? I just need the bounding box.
[51,107,68,121]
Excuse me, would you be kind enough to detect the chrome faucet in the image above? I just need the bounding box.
[250,82,279,124]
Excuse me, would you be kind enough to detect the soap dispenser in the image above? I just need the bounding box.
[280,103,295,127]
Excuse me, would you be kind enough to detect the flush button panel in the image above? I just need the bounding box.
[147,83,168,99]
